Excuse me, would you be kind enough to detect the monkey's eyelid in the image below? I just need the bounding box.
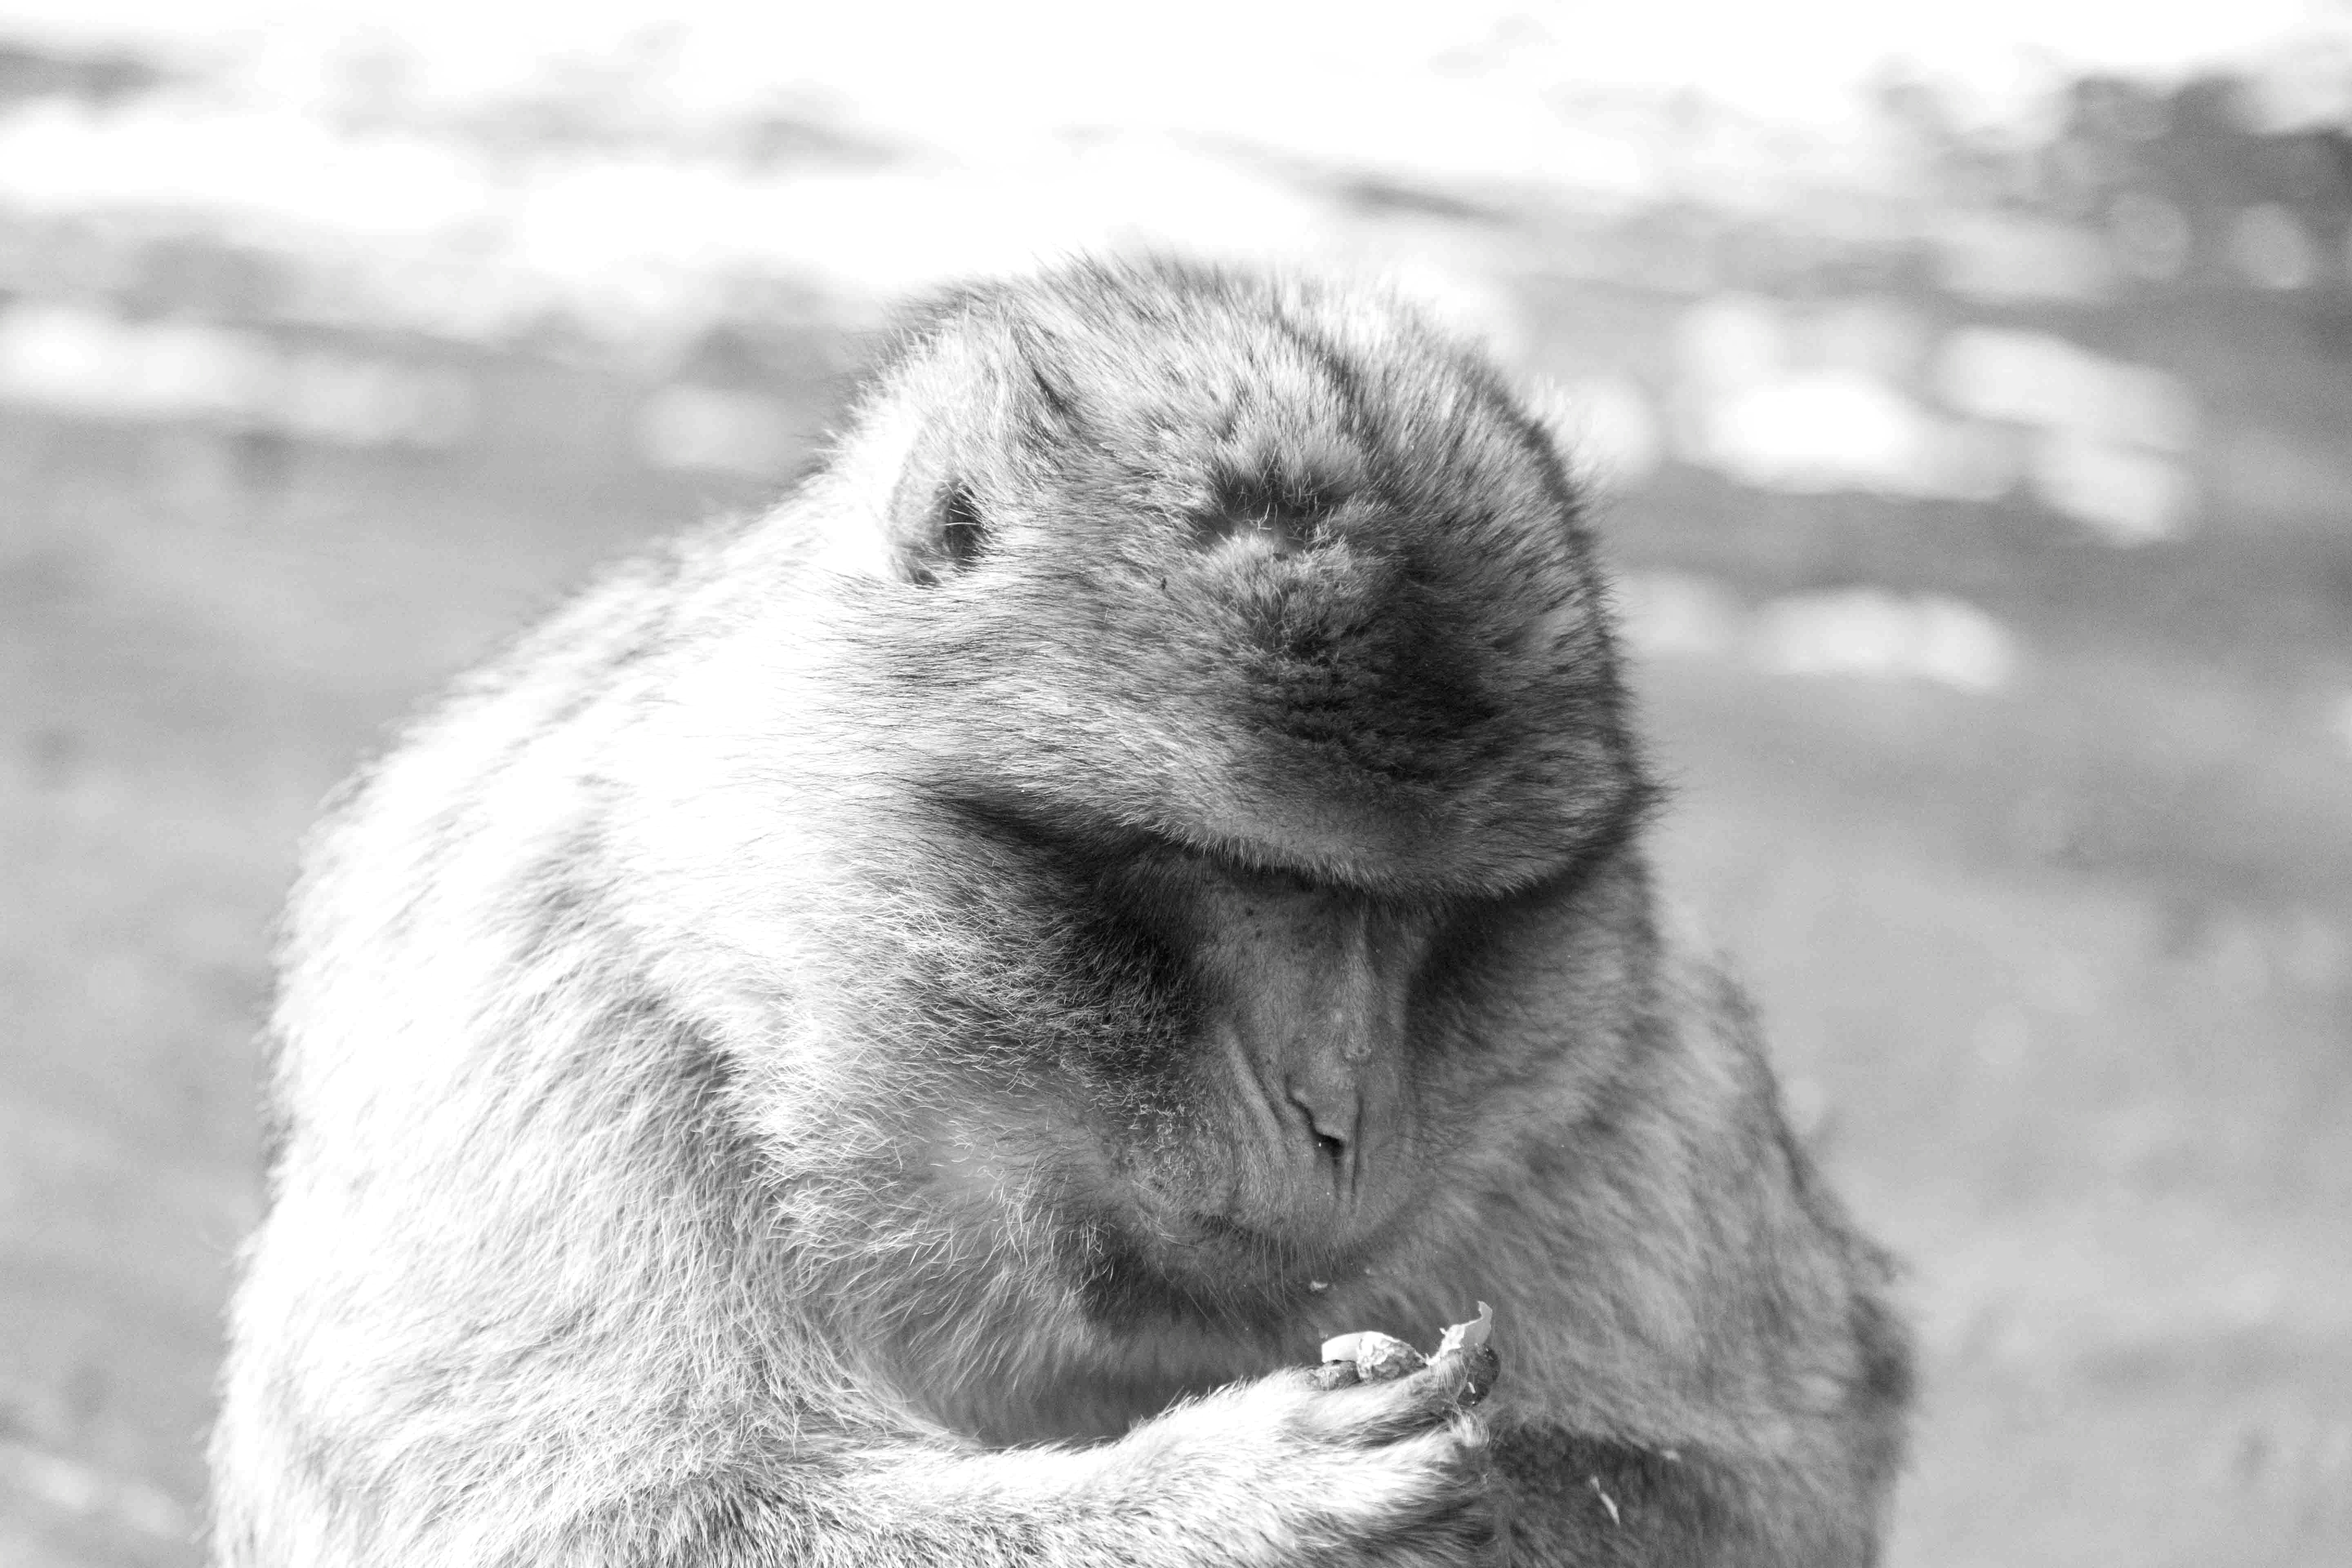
[929,791,1153,870]
[1430,855,1599,926]
[932,788,1583,920]
[935,794,1337,904]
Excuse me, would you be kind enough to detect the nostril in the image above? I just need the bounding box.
[1289,1088,1350,1163]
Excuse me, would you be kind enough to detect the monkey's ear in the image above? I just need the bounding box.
[887,480,988,586]
[879,374,996,583]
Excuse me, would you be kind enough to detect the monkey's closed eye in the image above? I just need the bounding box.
[933,792,1154,881]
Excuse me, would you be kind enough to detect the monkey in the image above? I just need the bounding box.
[209,258,1911,1567]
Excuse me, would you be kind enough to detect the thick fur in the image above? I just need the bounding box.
[211,260,1910,1566]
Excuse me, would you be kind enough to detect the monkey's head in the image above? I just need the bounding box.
[733,261,1650,1363]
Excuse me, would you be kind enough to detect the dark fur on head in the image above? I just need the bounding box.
[212,257,1906,1568]
[826,261,1652,894]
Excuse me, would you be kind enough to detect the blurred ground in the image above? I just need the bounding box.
[4,12,2352,1568]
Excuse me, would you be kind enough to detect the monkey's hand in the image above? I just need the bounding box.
[1088,1345,1497,1567]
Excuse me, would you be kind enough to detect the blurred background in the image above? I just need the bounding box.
[2,2,2349,1564]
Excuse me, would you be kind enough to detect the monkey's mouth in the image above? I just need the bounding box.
[1061,1194,1354,1331]
[1117,1159,1363,1264]
[1181,1210,1311,1258]
[1120,1143,1406,1265]
[1158,1207,1371,1295]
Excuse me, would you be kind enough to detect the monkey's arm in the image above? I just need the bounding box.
[218,1185,1493,1568]
[546,1368,1491,1568]
[212,1003,1494,1568]
[1459,970,1912,1568]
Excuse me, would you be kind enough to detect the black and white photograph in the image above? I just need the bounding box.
[1,3,2348,1564]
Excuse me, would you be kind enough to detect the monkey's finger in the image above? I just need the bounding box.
[1444,1342,1502,1407]
[1418,1348,1479,1408]
[1381,1344,1499,1420]
[1307,1354,1481,1445]
[1307,1360,1363,1392]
